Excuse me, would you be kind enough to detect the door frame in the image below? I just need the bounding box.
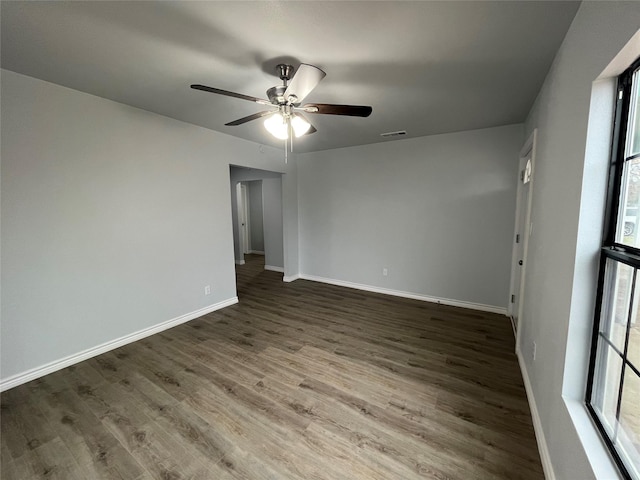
[508,129,537,347]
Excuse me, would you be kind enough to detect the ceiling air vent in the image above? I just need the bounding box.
[380,130,407,138]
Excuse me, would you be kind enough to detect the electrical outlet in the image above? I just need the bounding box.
[382,268,388,276]
[204,285,211,295]
[532,341,537,361]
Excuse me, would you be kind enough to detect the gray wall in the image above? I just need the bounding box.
[0,70,296,384]
[248,181,264,253]
[518,3,640,479]
[297,124,523,310]
[229,167,284,269]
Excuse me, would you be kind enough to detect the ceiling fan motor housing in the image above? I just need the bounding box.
[267,85,287,105]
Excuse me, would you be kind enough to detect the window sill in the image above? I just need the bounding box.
[564,397,622,479]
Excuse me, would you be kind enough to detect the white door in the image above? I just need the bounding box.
[237,183,251,258]
[241,184,250,255]
[511,159,530,330]
[509,132,535,336]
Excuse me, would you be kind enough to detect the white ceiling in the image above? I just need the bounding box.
[1,1,580,153]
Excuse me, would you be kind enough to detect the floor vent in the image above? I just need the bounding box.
[380,130,407,138]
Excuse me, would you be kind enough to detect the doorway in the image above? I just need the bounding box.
[229,166,284,277]
[235,180,266,258]
[509,130,536,338]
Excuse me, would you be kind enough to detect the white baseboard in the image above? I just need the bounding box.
[235,260,245,265]
[298,274,507,315]
[264,265,284,273]
[0,297,238,392]
[283,274,301,283]
[249,250,265,255]
[517,351,555,480]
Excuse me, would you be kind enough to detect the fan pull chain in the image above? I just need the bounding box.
[290,121,294,153]
[284,136,288,164]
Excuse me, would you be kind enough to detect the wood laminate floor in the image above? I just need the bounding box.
[1,255,544,479]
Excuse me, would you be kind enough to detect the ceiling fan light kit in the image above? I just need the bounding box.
[290,114,312,137]
[191,62,372,161]
[263,108,311,140]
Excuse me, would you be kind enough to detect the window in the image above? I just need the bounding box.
[587,57,640,480]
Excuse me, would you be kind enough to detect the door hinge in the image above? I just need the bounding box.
[516,234,520,244]
[511,294,515,304]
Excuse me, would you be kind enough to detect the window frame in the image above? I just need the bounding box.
[586,56,640,480]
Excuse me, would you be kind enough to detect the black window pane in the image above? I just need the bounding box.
[618,158,640,246]
[590,59,640,480]
[593,340,624,436]
[628,303,640,374]
[626,69,640,158]
[618,369,640,478]
[599,259,634,352]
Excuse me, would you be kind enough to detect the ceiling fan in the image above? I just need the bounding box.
[191,63,372,141]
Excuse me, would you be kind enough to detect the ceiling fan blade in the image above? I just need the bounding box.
[300,103,372,117]
[225,111,275,126]
[283,64,326,104]
[191,84,271,105]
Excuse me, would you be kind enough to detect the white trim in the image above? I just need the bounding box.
[299,274,507,315]
[249,250,265,255]
[235,259,245,265]
[517,350,555,480]
[0,297,238,392]
[264,265,284,273]
[283,274,301,283]
[563,398,621,480]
